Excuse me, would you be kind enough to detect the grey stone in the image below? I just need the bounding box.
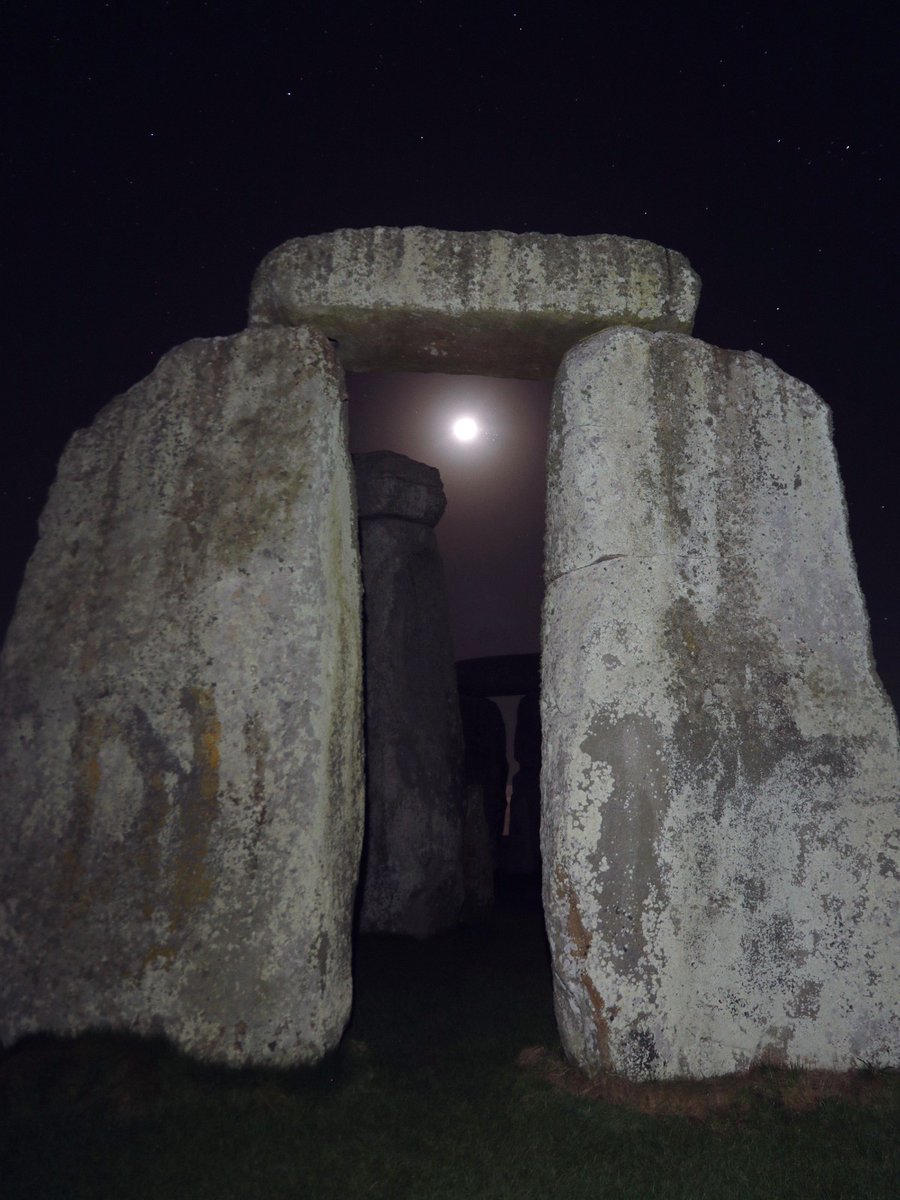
[4,228,896,1081]
[514,690,542,769]
[354,453,464,937]
[0,327,364,1067]
[354,449,446,526]
[249,227,701,378]
[542,326,900,1078]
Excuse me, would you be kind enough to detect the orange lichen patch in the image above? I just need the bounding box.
[555,865,592,960]
[580,972,613,1071]
[517,1045,895,1119]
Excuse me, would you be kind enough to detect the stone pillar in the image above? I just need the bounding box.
[459,693,509,865]
[542,326,900,1078]
[0,326,364,1067]
[505,691,542,875]
[353,451,465,937]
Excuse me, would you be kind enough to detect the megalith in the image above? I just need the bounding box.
[6,226,893,1081]
[0,327,364,1066]
[542,326,900,1078]
[506,691,542,875]
[353,450,465,937]
[457,654,541,865]
[249,226,701,377]
[458,694,509,865]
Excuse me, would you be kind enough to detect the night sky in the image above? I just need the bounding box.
[3,3,897,704]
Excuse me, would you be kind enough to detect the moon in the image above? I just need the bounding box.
[452,415,479,442]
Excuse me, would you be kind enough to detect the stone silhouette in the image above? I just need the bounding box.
[505,691,542,875]
[353,450,465,937]
[461,782,495,918]
[457,653,541,866]
[1,227,896,1077]
[458,694,509,864]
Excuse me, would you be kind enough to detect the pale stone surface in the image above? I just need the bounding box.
[354,452,465,937]
[0,327,364,1066]
[249,227,701,378]
[542,326,900,1079]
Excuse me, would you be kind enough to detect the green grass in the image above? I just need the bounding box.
[2,879,897,1199]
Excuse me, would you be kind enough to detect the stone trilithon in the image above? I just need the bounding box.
[0,227,896,1076]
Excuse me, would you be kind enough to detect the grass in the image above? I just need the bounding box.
[1,876,897,1199]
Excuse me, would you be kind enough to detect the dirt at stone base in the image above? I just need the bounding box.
[517,1044,896,1120]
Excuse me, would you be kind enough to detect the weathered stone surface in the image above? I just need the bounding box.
[249,227,701,378]
[354,452,464,937]
[542,326,900,1079]
[354,448,446,526]
[514,689,542,769]
[505,692,542,875]
[0,327,364,1066]
[459,693,509,862]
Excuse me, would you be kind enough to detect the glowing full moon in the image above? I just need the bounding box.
[452,416,479,442]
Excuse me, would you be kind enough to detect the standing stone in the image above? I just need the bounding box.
[505,691,542,875]
[461,782,495,918]
[354,451,465,937]
[0,327,364,1066]
[459,694,509,863]
[542,326,900,1079]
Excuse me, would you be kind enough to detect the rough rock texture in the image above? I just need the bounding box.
[249,227,701,378]
[354,451,465,937]
[505,692,543,875]
[459,693,509,862]
[0,327,364,1066]
[542,326,900,1079]
[353,448,447,525]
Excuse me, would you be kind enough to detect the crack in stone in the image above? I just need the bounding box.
[549,553,629,583]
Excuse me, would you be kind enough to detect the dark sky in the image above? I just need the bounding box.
[3,2,897,703]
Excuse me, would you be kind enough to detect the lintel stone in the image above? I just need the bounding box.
[248,227,701,378]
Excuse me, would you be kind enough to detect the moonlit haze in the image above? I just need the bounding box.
[347,372,552,662]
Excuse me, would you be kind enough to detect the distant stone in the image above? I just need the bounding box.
[0,327,363,1066]
[249,227,701,378]
[354,452,464,937]
[456,653,540,698]
[354,449,446,526]
[504,692,542,876]
[461,783,494,918]
[542,326,900,1078]
[459,694,509,862]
